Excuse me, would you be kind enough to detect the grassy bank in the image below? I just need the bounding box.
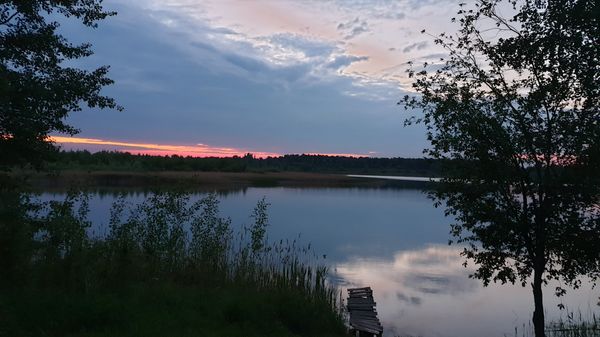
[0,191,346,337]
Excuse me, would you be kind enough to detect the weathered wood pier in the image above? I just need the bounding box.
[347,287,383,337]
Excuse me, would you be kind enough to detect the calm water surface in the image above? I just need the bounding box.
[40,187,598,337]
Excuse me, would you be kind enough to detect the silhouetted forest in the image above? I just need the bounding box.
[48,151,443,176]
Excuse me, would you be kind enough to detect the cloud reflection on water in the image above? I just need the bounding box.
[333,245,598,337]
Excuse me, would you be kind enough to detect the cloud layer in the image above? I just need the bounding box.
[57,0,461,157]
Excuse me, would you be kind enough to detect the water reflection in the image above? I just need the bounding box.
[335,245,598,337]
[37,187,598,337]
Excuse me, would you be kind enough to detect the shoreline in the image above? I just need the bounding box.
[11,170,435,191]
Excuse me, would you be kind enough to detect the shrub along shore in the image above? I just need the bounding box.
[0,191,346,337]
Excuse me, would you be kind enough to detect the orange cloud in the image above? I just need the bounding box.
[50,136,280,158]
[50,136,371,158]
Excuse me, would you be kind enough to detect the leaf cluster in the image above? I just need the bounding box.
[0,1,121,168]
[402,0,600,289]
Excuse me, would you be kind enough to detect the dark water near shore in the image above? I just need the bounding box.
[39,186,598,337]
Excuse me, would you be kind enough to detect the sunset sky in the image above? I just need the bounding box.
[56,0,462,157]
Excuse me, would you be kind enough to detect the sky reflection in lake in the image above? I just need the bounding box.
[39,187,599,337]
[334,244,597,337]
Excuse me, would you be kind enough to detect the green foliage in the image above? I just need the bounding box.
[403,1,600,336]
[0,1,121,168]
[36,192,92,287]
[250,197,269,253]
[189,193,232,269]
[0,191,344,336]
[0,191,36,285]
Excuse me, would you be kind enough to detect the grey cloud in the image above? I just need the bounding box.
[403,41,429,53]
[209,26,239,35]
[58,1,424,157]
[268,33,335,58]
[376,12,406,20]
[337,17,370,40]
[326,54,368,70]
[334,0,453,12]
[420,53,448,61]
[222,53,270,73]
[329,1,413,21]
[396,292,422,305]
[404,272,477,295]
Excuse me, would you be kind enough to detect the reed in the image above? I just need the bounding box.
[0,190,346,337]
[512,310,600,337]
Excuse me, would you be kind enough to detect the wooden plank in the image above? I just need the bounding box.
[350,321,383,333]
[349,294,373,299]
[347,298,376,305]
[348,295,373,300]
[350,316,379,322]
[348,287,372,291]
[351,312,378,318]
[351,319,382,328]
[347,295,374,301]
[351,313,378,318]
[347,301,375,306]
[348,307,376,312]
[349,310,377,315]
[350,324,381,335]
[351,323,382,332]
[348,308,377,313]
[348,291,373,296]
[351,318,381,327]
[348,291,372,295]
[351,319,382,329]
[348,292,373,297]
[348,307,377,312]
[348,304,376,309]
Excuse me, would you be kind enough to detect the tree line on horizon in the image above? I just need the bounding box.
[42,150,444,176]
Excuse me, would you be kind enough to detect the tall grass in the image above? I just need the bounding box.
[546,311,600,337]
[511,310,600,337]
[0,190,345,336]
[102,192,340,308]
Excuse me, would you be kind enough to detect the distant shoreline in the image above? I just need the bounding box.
[12,170,436,191]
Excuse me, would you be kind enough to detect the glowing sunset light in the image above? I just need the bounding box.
[50,136,280,158]
[50,136,371,158]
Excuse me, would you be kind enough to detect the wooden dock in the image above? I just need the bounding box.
[347,287,383,337]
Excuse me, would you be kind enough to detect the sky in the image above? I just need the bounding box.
[56,0,462,158]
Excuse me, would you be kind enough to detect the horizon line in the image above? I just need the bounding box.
[50,136,372,159]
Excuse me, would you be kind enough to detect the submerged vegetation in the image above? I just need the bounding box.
[0,191,345,337]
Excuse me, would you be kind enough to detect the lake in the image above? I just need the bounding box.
[39,186,598,337]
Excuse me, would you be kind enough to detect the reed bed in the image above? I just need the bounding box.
[0,190,345,337]
[511,310,600,337]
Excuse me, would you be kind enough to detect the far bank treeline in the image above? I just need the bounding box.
[45,150,443,176]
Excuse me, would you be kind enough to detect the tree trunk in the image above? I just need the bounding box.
[532,263,545,337]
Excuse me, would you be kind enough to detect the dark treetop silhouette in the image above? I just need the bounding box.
[0,1,121,169]
[402,1,600,336]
